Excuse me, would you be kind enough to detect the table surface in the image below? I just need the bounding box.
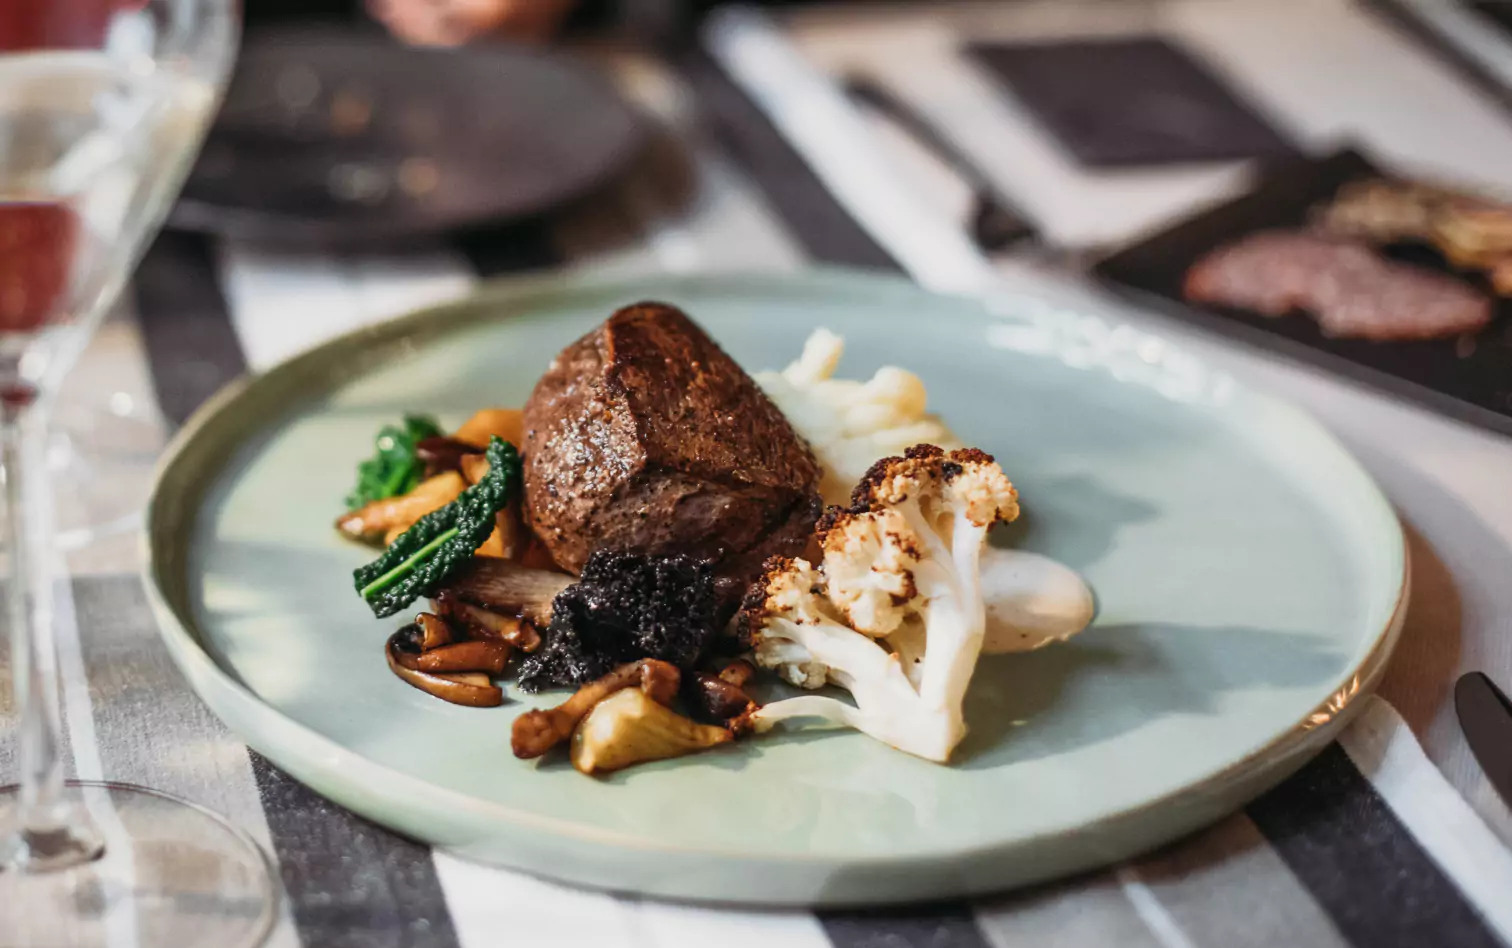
[6,1,1512,946]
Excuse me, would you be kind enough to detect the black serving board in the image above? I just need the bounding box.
[1094,148,1512,436]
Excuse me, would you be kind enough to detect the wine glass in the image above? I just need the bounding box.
[0,3,278,947]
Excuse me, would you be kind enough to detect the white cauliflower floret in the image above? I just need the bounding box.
[749,559,836,689]
[757,330,962,505]
[739,445,1020,763]
[820,506,919,638]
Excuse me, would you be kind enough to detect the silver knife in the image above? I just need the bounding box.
[1456,672,1512,811]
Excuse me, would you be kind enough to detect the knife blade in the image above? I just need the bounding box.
[1455,671,1512,810]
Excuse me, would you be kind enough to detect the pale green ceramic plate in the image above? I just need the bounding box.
[145,270,1407,906]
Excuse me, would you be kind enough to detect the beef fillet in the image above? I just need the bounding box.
[521,302,821,585]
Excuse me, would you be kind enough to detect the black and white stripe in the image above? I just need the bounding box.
[250,753,462,948]
[1251,744,1502,948]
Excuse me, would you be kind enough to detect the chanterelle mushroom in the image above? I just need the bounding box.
[570,689,732,775]
[511,659,680,759]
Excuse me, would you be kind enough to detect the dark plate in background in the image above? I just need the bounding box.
[1094,148,1512,436]
[965,36,1298,168]
[170,25,648,249]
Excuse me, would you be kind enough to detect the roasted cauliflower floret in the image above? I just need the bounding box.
[745,558,847,690]
[738,445,1019,762]
[819,507,919,637]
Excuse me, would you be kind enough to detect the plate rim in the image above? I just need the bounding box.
[142,267,1410,902]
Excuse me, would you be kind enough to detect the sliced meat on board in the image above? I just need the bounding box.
[1183,230,1492,341]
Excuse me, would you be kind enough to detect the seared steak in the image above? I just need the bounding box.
[521,302,821,585]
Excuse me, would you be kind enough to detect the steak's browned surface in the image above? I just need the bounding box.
[522,302,821,582]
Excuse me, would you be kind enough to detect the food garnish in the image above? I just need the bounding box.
[737,445,1019,763]
[345,414,443,511]
[354,437,521,618]
[570,688,733,776]
[516,551,719,692]
[512,658,681,759]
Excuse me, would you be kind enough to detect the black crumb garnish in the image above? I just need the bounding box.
[516,551,719,692]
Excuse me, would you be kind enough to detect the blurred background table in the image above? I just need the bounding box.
[11,1,1512,946]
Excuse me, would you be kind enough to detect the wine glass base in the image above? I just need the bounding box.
[0,781,278,948]
[0,799,104,872]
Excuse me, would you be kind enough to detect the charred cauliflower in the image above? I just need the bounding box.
[737,445,1020,762]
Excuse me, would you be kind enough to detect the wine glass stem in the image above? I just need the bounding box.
[2,386,102,870]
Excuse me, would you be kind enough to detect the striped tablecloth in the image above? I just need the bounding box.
[7,1,1512,946]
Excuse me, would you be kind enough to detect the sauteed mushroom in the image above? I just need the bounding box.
[447,559,573,626]
[414,640,510,675]
[416,612,453,650]
[385,625,504,707]
[570,689,733,776]
[685,670,757,724]
[511,659,680,759]
[433,592,542,652]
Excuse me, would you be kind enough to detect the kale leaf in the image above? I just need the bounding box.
[345,414,443,510]
[354,437,519,618]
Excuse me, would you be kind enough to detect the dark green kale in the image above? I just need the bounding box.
[516,551,718,692]
[346,415,444,510]
[354,437,519,618]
